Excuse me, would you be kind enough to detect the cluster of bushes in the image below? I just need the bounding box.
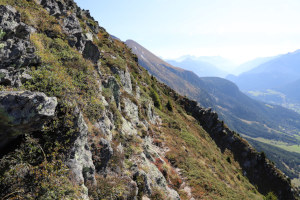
[0,136,82,199]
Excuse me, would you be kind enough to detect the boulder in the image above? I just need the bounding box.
[0,91,57,148]
[83,40,100,63]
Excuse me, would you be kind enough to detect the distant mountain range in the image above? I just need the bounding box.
[166,55,280,78]
[126,39,300,182]
[230,56,278,76]
[227,49,300,113]
[166,56,228,77]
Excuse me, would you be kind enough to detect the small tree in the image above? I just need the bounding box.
[166,99,173,112]
[260,151,266,160]
[150,89,162,110]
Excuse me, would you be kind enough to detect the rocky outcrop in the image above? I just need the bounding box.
[0,67,32,87]
[0,91,57,148]
[82,40,100,63]
[36,0,77,18]
[67,109,96,199]
[97,138,113,172]
[0,5,39,87]
[131,137,181,200]
[36,0,101,62]
[123,98,139,125]
[119,68,133,94]
[179,97,297,200]
[62,13,86,51]
[102,76,121,106]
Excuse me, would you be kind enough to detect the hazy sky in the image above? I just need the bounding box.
[75,0,300,64]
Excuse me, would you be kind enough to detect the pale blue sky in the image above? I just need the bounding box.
[75,0,300,64]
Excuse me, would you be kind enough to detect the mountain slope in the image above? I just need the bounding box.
[126,39,214,108]
[126,39,300,185]
[0,0,296,199]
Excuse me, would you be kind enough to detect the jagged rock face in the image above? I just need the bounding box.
[67,109,96,199]
[180,97,297,200]
[123,98,139,125]
[102,76,121,106]
[36,0,101,61]
[119,68,133,94]
[131,137,181,200]
[3,1,298,199]
[36,0,72,17]
[62,13,86,52]
[0,91,57,148]
[97,138,113,172]
[0,5,39,86]
[82,40,100,63]
[0,67,32,87]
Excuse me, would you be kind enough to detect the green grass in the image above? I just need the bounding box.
[242,135,300,154]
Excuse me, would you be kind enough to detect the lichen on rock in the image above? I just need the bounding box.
[0,91,57,148]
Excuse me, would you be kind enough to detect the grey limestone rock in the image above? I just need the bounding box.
[0,5,39,69]
[0,91,57,148]
[83,40,100,63]
[36,0,66,17]
[102,76,121,106]
[67,110,96,199]
[119,68,133,94]
[134,153,181,200]
[95,110,114,141]
[136,86,140,99]
[0,67,32,87]
[123,98,139,125]
[98,138,113,172]
[62,13,86,51]
[67,110,96,184]
[121,117,137,136]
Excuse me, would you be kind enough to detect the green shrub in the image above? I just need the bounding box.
[88,175,136,199]
[166,99,173,112]
[0,136,82,200]
[150,89,162,110]
[264,192,277,200]
[0,29,5,40]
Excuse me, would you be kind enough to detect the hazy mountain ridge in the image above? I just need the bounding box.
[166,57,228,77]
[228,50,300,90]
[228,49,300,114]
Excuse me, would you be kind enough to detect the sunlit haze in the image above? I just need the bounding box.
[75,0,300,67]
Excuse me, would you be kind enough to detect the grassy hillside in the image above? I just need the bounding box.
[0,0,287,199]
